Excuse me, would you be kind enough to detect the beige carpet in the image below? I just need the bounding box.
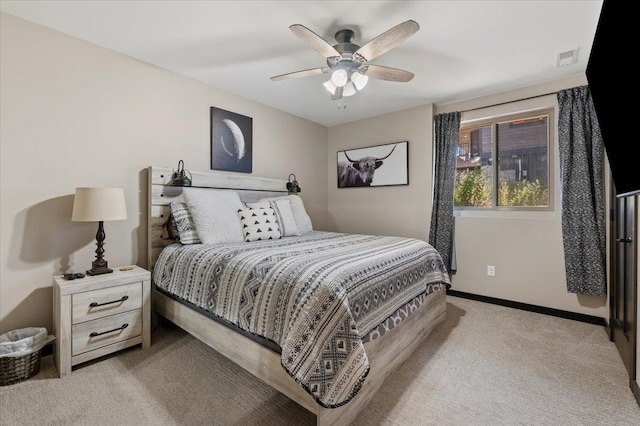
[1,296,639,425]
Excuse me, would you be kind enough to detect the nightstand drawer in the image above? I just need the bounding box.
[71,309,142,356]
[72,282,141,324]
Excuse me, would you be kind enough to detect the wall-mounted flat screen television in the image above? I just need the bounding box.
[586,0,639,197]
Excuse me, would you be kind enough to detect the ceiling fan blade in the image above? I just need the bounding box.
[289,24,342,59]
[331,86,344,100]
[354,20,420,62]
[361,64,415,82]
[270,67,329,81]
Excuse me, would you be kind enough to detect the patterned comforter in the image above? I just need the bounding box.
[153,231,450,408]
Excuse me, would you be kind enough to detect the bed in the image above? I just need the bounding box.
[147,166,450,425]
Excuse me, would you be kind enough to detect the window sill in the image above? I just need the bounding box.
[453,208,559,220]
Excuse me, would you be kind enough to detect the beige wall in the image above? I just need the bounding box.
[327,105,434,240]
[0,13,328,334]
[436,75,606,317]
[326,75,607,317]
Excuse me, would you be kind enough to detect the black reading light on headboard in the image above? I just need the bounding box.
[170,160,192,187]
[286,173,301,193]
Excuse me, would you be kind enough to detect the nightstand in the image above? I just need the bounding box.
[53,265,151,377]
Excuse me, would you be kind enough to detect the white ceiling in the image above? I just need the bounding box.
[0,1,604,127]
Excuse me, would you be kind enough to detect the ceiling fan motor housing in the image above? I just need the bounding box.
[333,29,361,56]
[327,29,363,68]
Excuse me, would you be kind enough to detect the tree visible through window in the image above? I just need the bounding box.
[454,111,550,208]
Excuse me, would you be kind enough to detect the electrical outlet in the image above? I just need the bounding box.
[487,265,495,277]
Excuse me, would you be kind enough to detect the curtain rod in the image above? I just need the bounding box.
[458,90,560,113]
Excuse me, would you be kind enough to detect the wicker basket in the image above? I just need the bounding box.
[0,349,42,386]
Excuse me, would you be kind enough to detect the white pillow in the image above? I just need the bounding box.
[259,195,313,234]
[183,188,244,244]
[237,207,281,242]
[246,199,300,237]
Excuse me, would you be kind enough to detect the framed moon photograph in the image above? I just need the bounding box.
[210,107,253,173]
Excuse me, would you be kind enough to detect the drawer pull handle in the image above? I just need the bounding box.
[89,323,129,338]
[89,295,129,308]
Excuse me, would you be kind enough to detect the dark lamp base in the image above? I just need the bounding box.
[86,267,113,276]
[88,221,113,276]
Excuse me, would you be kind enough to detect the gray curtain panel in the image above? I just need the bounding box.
[429,111,461,272]
[557,85,606,295]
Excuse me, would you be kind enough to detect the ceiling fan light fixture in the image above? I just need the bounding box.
[343,81,357,97]
[323,79,338,94]
[331,69,348,87]
[351,71,369,90]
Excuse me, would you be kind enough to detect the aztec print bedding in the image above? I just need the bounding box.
[153,231,450,408]
[362,281,445,343]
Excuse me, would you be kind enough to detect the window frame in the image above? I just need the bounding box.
[454,107,555,212]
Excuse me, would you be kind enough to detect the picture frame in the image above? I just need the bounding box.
[337,141,409,188]
[210,107,253,173]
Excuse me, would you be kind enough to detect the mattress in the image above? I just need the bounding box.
[153,231,449,408]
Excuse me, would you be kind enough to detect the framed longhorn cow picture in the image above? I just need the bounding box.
[210,107,253,173]
[337,141,409,188]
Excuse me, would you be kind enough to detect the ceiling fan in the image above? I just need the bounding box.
[271,20,419,100]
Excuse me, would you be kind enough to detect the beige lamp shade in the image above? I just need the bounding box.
[71,187,127,222]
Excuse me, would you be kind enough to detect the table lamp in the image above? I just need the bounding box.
[72,187,127,275]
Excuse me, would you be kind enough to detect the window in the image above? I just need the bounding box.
[454,110,551,209]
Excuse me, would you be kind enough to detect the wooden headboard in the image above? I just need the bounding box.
[147,166,289,271]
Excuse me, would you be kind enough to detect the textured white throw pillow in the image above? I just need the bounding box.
[246,199,300,237]
[183,188,244,244]
[259,195,313,234]
[259,195,313,235]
